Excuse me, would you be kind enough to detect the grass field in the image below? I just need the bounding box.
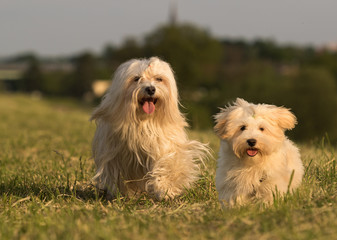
[0,93,336,240]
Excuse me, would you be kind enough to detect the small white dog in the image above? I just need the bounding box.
[91,57,208,200]
[214,98,304,206]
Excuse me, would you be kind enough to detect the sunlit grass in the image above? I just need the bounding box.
[0,93,336,239]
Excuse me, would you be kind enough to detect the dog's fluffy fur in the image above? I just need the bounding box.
[214,98,304,206]
[91,57,208,200]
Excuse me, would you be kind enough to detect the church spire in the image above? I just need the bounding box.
[169,0,177,26]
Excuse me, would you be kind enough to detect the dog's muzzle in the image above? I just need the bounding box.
[246,139,258,157]
[139,86,158,114]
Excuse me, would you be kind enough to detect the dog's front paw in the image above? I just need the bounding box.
[146,178,183,200]
[219,194,248,208]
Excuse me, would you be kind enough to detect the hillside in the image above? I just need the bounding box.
[0,94,336,239]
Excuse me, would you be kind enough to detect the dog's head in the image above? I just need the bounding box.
[91,57,181,123]
[214,98,297,159]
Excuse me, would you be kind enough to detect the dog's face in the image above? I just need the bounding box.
[92,57,180,122]
[214,98,297,160]
[122,58,177,117]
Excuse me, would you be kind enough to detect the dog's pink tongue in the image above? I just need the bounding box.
[247,149,258,157]
[142,101,155,114]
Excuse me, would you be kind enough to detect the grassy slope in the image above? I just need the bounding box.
[0,93,336,240]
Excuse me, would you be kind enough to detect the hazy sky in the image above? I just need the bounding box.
[1,0,337,57]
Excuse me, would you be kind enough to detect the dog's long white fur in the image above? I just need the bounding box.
[214,98,304,206]
[91,57,209,200]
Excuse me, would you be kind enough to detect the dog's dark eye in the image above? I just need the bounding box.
[260,127,264,131]
[240,126,246,131]
[133,76,141,82]
[155,77,163,82]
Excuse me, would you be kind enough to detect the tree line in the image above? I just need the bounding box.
[3,23,337,142]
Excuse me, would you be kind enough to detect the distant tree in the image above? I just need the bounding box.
[283,67,337,141]
[221,39,256,63]
[102,44,118,69]
[41,72,72,96]
[236,62,281,103]
[252,40,284,61]
[310,51,337,81]
[7,52,38,63]
[21,56,44,92]
[144,24,223,92]
[70,52,97,98]
[142,23,223,128]
[115,37,143,62]
[102,44,116,61]
[101,39,143,78]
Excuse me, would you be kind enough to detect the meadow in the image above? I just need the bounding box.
[0,93,336,240]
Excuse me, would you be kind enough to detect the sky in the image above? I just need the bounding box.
[1,0,337,57]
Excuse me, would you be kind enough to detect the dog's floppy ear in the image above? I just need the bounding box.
[272,106,297,131]
[214,109,228,139]
[214,98,245,139]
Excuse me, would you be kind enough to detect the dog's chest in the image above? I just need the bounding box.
[250,171,268,195]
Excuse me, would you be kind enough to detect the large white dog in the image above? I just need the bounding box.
[214,98,304,206]
[91,57,209,200]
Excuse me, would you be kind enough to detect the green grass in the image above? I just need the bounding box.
[0,93,336,240]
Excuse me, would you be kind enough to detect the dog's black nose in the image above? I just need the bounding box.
[247,139,257,147]
[145,86,156,96]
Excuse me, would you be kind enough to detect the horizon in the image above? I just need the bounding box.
[0,34,327,60]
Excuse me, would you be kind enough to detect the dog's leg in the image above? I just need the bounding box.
[145,157,198,200]
[95,161,122,201]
